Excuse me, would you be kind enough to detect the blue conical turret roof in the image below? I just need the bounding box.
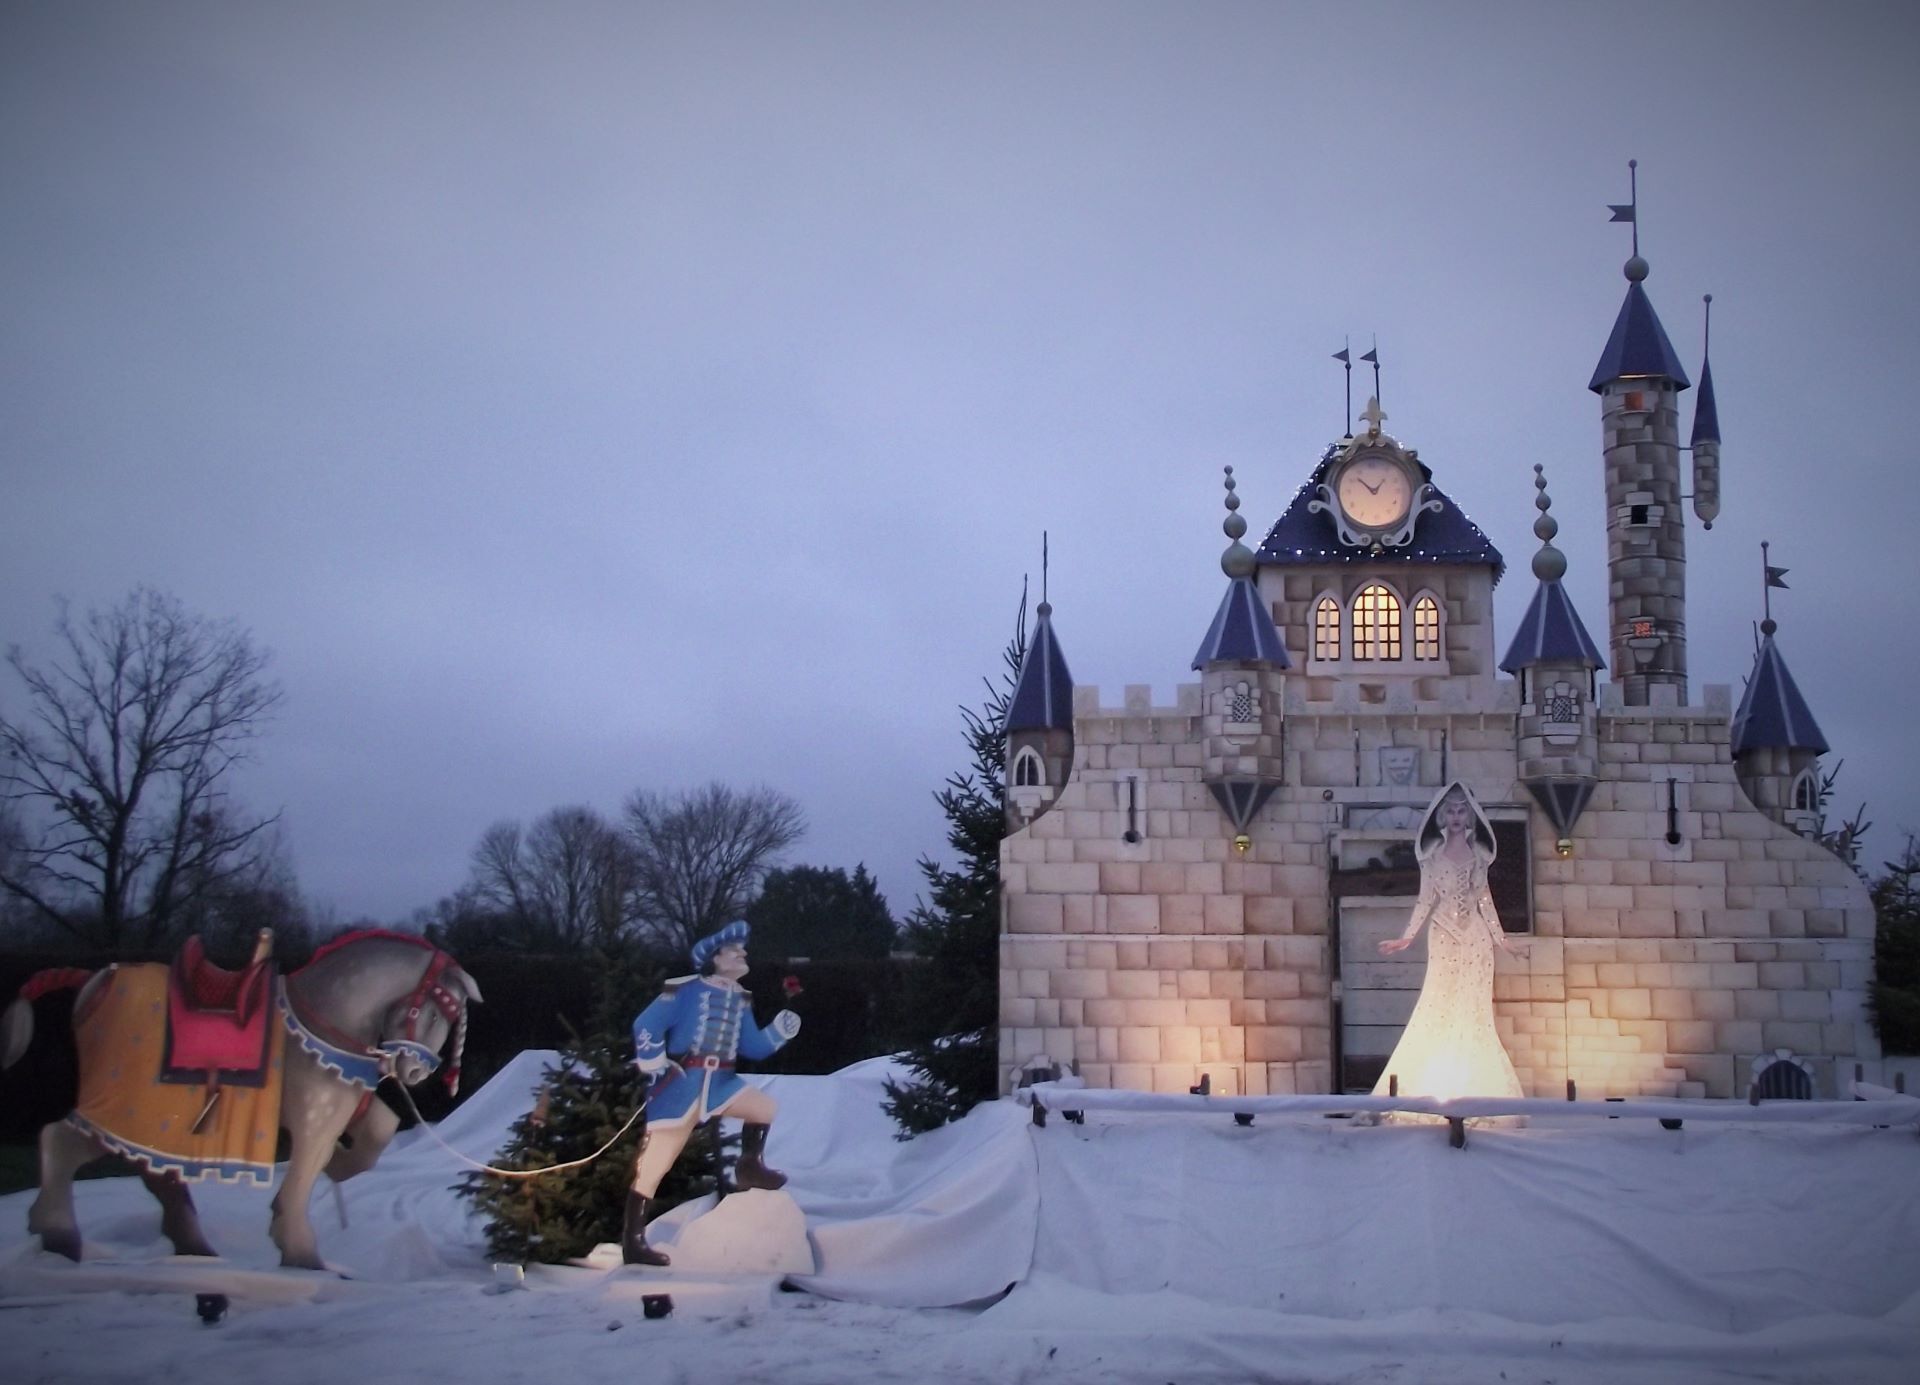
[1732,633,1828,755]
[1590,281,1692,393]
[1690,352,1720,446]
[1007,602,1074,733]
[1499,580,1606,673]
[1191,576,1290,671]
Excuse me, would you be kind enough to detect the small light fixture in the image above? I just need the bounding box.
[1556,837,1574,858]
[1233,833,1252,855]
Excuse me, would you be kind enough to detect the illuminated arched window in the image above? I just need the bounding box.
[1352,584,1402,660]
[1413,594,1441,661]
[1314,596,1341,660]
[1013,747,1044,787]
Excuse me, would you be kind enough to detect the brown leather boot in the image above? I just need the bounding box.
[733,1123,788,1191]
[621,1192,669,1266]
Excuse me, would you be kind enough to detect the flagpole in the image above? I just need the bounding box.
[1761,540,1771,627]
[1370,336,1381,409]
[1334,340,1352,436]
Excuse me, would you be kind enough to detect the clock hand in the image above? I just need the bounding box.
[1361,477,1383,493]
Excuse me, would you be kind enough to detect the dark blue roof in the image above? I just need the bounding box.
[1007,605,1074,733]
[1192,576,1291,670]
[1254,446,1507,586]
[1499,580,1606,672]
[1590,281,1692,393]
[1690,353,1720,446]
[1731,635,1828,755]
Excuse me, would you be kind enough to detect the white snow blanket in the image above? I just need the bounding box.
[4,1050,1919,1384]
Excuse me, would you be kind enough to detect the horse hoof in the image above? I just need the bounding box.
[39,1230,82,1262]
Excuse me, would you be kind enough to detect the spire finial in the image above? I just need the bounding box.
[1530,464,1567,582]
[1220,466,1255,578]
[1759,540,1789,637]
[1038,531,1050,616]
[1358,396,1386,437]
[1610,159,1647,281]
[1702,292,1712,352]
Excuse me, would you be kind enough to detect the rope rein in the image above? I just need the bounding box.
[391,1078,647,1180]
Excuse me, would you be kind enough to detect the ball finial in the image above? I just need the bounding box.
[1760,617,1777,638]
[1530,464,1567,582]
[1624,255,1649,283]
[1219,466,1255,576]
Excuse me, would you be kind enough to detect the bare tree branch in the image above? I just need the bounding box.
[0,588,283,948]
[622,782,805,957]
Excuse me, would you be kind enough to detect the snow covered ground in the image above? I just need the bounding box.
[5,1052,1919,1384]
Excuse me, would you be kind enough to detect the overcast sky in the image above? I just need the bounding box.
[3,2,1917,926]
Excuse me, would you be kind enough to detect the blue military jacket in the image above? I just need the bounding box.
[631,976,795,1124]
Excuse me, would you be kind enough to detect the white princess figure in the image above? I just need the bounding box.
[1372,780,1525,1103]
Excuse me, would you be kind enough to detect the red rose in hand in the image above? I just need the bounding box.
[782,975,804,999]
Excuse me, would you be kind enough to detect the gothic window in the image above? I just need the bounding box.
[1013,747,1044,787]
[1792,773,1816,812]
[1412,594,1441,661]
[1314,596,1341,660]
[1352,584,1402,661]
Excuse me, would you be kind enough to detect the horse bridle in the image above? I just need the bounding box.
[284,947,469,1097]
[380,948,468,1096]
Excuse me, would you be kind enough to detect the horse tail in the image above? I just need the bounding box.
[2,968,94,1070]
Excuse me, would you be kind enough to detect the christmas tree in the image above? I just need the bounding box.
[883,594,1024,1136]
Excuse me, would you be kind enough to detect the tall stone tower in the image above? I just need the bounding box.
[1590,239,1692,706]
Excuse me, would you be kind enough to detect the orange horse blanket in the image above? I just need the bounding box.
[69,964,286,1185]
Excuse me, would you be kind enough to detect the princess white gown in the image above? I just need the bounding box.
[1372,848,1524,1103]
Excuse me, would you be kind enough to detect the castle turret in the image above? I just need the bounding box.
[1005,596,1074,828]
[1193,466,1289,847]
[1690,295,1721,529]
[1591,198,1692,706]
[1500,466,1606,853]
[1732,564,1829,834]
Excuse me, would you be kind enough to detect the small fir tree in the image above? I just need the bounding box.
[457,947,720,1263]
[883,594,1025,1137]
[1870,837,1920,1055]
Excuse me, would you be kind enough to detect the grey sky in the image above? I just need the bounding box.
[4,2,1917,926]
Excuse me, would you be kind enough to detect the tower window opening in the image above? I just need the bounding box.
[1630,504,1650,525]
[1353,585,1402,661]
[1792,774,1816,812]
[1413,595,1441,661]
[1314,596,1341,660]
[1013,747,1044,787]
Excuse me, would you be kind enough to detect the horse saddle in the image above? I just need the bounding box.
[161,933,277,1088]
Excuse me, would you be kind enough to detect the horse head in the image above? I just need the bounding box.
[286,931,482,1095]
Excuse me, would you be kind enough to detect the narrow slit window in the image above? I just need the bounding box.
[1413,595,1441,661]
[1314,596,1341,661]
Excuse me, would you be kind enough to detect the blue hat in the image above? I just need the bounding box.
[691,920,750,969]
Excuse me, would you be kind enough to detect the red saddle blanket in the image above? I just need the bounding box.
[162,936,277,1084]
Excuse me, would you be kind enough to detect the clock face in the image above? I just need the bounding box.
[1336,456,1412,530]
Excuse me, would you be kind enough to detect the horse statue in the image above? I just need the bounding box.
[0,929,481,1271]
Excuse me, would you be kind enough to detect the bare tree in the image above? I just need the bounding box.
[0,588,283,949]
[623,783,805,956]
[467,805,635,951]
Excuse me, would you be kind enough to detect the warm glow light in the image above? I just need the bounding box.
[1557,838,1575,858]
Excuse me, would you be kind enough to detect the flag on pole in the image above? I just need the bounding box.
[1332,347,1350,363]
[1765,565,1790,589]
[1359,348,1379,365]
[1608,203,1636,223]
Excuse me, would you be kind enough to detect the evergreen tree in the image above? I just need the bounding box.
[1870,837,1920,1055]
[457,946,720,1263]
[747,863,897,961]
[883,594,1025,1137]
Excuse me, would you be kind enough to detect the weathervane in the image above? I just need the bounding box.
[1333,339,1352,436]
[1760,541,1788,637]
[1362,338,1381,409]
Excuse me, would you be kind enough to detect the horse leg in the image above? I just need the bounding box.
[271,1063,359,1271]
[140,1169,218,1257]
[27,1120,102,1261]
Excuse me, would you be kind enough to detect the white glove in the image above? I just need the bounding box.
[770,1009,801,1041]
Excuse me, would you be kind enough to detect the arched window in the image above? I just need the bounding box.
[1792,773,1816,812]
[1352,584,1402,660]
[1313,596,1341,661]
[1413,594,1441,661]
[1013,747,1044,787]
